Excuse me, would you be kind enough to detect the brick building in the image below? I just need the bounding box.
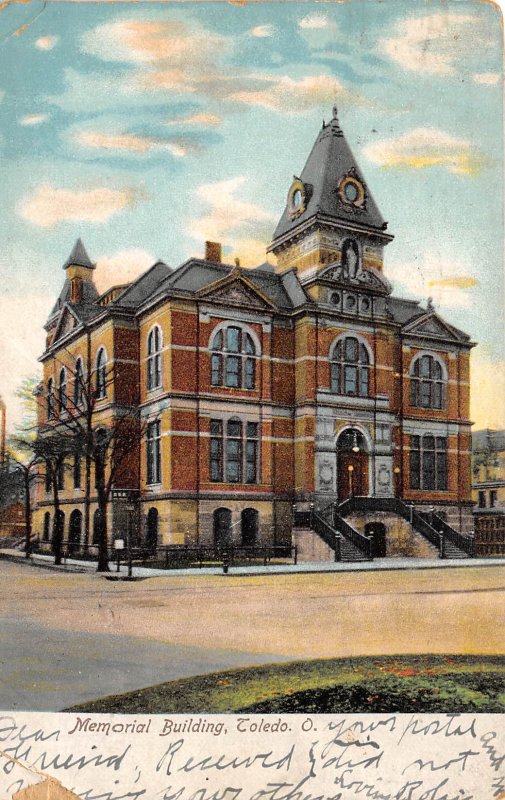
[472,429,505,557]
[33,108,475,560]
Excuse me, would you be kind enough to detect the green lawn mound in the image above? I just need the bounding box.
[66,655,505,714]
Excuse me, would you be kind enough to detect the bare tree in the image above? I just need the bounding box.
[38,352,143,571]
[4,438,41,558]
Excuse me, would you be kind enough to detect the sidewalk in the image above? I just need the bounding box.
[1,547,505,577]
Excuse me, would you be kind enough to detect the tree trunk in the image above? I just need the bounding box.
[84,451,91,549]
[51,465,63,566]
[23,470,31,559]
[95,458,109,572]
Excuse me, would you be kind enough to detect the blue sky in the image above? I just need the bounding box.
[0,0,503,430]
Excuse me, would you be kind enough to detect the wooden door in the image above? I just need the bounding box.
[338,451,369,500]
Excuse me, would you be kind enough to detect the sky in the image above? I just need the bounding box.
[0,0,503,432]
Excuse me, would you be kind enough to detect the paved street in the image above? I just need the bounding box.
[0,559,504,710]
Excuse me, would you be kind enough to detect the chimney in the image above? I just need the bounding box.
[205,241,222,263]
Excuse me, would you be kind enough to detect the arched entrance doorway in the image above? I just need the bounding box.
[68,509,82,555]
[213,508,232,552]
[146,508,159,553]
[365,522,387,557]
[241,508,258,547]
[337,428,369,501]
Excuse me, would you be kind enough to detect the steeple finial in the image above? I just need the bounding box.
[332,103,338,120]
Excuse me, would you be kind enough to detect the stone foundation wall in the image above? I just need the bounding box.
[347,512,439,559]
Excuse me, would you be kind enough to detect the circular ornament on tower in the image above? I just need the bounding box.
[287,178,306,218]
[338,175,366,209]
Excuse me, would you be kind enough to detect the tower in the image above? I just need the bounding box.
[62,238,96,305]
[268,106,394,300]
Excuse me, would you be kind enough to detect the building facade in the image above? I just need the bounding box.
[33,108,475,555]
[472,429,505,556]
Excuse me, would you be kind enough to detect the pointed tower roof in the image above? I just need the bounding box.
[62,238,95,270]
[270,106,390,248]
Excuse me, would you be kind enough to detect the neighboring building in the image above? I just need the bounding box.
[472,429,505,557]
[0,458,25,540]
[32,107,475,559]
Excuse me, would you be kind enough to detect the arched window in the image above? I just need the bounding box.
[147,326,162,391]
[241,508,259,547]
[410,355,445,409]
[210,326,257,390]
[58,368,67,413]
[74,358,84,407]
[330,337,370,397]
[47,378,55,419]
[95,348,107,399]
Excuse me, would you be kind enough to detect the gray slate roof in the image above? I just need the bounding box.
[62,238,95,270]
[271,109,387,244]
[143,259,309,311]
[49,277,100,320]
[114,261,172,308]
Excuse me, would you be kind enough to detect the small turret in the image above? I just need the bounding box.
[62,238,95,305]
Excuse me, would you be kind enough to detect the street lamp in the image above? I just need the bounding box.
[347,464,354,495]
[351,430,360,453]
[393,465,401,498]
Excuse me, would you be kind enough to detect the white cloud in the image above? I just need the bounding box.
[190,176,275,267]
[81,18,226,68]
[35,35,58,51]
[363,128,486,177]
[74,129,195,158]
[299,14,328,30]
[380,13,481,76]
[249,25,275,38]
[18,185,139,229]
[94,249,155,293]
[387,251,478,309]
[228,74,366,114]
[164,112,222,127]
[473,72,500,85]
[19,113,49,126]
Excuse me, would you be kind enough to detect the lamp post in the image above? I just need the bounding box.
[393,465,401,498]
[348,464,354,496]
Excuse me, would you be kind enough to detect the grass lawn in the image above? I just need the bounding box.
[66,654,505,713]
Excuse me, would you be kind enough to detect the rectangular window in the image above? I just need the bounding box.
[225,356,240,388]
[226,438,242,482]
[435,437,447,490]
[244,358,255,390]
[57,461,65,491]
[73,455,81,489]
[359,367,369,397]
[478,490,486,508]
[410,437,420,490]
[490,490,497,508]
[210,420,223,482]
[246,422,259,484]
[410,380,419,407]
[211,354,222,386]
[433,383,443,409]
[420,381,431,408]
[146,420,161,484]
[410,435,448,491]
[330,363,340,393]
[226,327,240,353]
[344,365,358,395]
